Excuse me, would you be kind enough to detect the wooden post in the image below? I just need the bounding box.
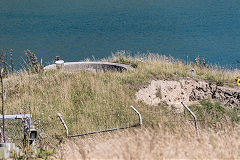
[10,49,13,72]
[0,69,5,143]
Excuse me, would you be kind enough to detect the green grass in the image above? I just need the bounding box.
[188,99,240,129]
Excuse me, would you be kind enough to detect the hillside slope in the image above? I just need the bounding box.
[3,53,240,159]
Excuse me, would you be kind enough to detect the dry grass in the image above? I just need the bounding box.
[1,52,240,158]
[57,124,240,159]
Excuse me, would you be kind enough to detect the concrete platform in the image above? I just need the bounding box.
[44,62,133,72]
[0,143,17,159]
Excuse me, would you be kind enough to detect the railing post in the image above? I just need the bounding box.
[57,113,69,137]
[181,102,199,136]
[130,105,142,128]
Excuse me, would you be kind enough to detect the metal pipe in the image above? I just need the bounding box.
[181,102,199,136]
[130,105,142,127]
[0,114,32,119]
[57,113,69,137]
[69,124,139,137]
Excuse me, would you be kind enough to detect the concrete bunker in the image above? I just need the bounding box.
[44,62,133,72]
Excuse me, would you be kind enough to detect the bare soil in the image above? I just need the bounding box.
[136,78,240,111]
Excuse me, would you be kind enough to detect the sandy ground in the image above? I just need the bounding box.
[135,78,200,112]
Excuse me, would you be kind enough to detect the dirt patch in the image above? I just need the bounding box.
[136,78,240,111]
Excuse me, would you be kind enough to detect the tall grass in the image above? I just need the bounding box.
[57,125,240,159]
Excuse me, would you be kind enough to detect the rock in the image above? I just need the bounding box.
[136,78,240,110]
[214,86,240,108]
[171,103,184,113]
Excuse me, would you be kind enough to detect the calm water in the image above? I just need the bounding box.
[0,0,240,68]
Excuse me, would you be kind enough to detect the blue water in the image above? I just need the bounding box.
[0,0,240,68]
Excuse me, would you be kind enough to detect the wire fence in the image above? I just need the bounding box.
[1,119,25,148]
[0,105,234,154]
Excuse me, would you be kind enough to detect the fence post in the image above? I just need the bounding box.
[0,69,5,143]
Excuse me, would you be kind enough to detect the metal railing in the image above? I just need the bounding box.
[58,105,142,138]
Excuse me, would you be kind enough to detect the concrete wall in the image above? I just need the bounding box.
[44,62,133,72]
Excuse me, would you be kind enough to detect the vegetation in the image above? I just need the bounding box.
[57,124,240,159]
[187,99,240,128]
[23,49,44,73]
[1,52,240,159]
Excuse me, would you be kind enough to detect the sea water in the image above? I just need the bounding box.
[0,0,240,68]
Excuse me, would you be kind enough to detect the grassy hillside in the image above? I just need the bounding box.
[2,53,240,158]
